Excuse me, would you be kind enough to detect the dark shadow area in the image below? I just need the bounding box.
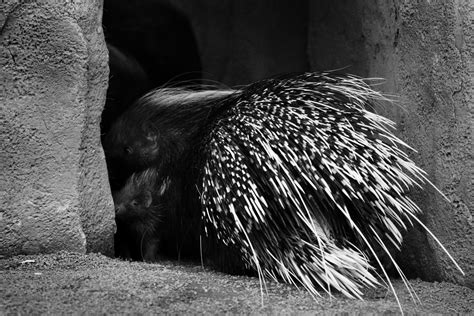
[308,0,369,77]
[101,0,202,139]
[101,0,202,189]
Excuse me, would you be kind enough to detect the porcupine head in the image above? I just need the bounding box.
[103,94,202,191]
[103,88,238,176]
[113,169,174,261]
[104,113,161,172]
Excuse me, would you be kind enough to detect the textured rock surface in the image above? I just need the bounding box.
[0,0,114,256]
[308,0,472,287]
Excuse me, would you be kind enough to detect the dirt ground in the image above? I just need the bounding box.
[1,251,472,314]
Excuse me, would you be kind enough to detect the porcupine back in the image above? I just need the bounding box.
[198,72,456,299]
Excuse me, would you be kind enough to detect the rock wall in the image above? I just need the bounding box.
[394,0,472,288]
[0,0,114,256]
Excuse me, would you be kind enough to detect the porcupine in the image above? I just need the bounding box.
[104,72,463,303]
[113,168,181,261]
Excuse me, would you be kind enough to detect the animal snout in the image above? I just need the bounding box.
[115,205,125,216]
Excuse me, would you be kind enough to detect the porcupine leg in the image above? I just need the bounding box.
[114,229,132,260]
[141,237,160,262]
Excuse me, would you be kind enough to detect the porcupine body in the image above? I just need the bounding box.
[104,72,462,300]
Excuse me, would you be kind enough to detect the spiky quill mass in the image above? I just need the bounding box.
[198,73,463,301]
[105,72,464,307]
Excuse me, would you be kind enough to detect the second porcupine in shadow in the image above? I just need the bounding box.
[113,168,179,261]
[112,168,206,262]
[113,167,247,268]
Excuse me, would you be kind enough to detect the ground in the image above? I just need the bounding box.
[1,252,472,314]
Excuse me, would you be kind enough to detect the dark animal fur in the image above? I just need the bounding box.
[113,169,176,261]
